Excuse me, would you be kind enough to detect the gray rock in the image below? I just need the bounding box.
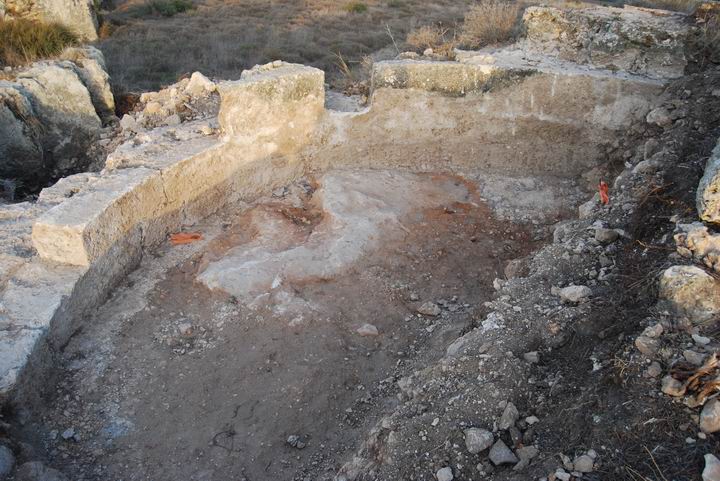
[436,466,453,481]
[646,107,672,127]
[0,83,44,183]
[417,302,441,316]
[464,428,494,454]
[704,454,720,481]
[595,228,619,244]
[701,398,720,433]
[635,336,659,357]
[60,47,116,121]
[645,361,662,378]
[488,440,518,465]
[516,445,539,461]
[498,402,520,430]
[523,351,539,363]
[15,462,69,481]
[573,454,594,472]
[558,285,592,303]
[683,350,706,366]
[0,445,15,479]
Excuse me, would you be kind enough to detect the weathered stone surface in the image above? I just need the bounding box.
[60,46,115,121]
[659,265,720,323]
[701,398,720,433]
[4,0,98,41]
[32,167,164,266]
[697,141,720,224]
[16,62,101,174]
[704,454,720,481]
[488,440,518,465]
[675,222,720,272]
[464,428,494,454]
[522,5,688,79]
[0,82,43,183]
[0,328,44,397]
[558,285,592,303]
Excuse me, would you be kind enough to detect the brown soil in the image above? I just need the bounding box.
[11,172,543,481]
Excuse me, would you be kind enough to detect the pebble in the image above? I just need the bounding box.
[558,285,592,303]
[525,415,540,425]
[573,454,594,472]
[0,445,14,479]
[436,466,453,481]
[286,435,306,449]
[61,428,75,440]
[417,302,441,316]
[646,107,672,127]
[661,375,685,397]
[464,428,494,454]
[555,469,571,481]
[635,336,659,357]
[705,454,720,481]
[693,334,711,345]
[701,398,720,433]
[177,323,193,336]
[645,361,662,378]
[488,440,518,465]
[516,445,539,461]
[356,323,379,337]
[523,351,540,363]
[683,350,706,366]
[498,402,520,430]
[594,227,619,244]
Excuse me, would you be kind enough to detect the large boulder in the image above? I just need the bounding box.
[659,265,720,324]
[3,0,98,41]
[675,222,720,272]
[697,140,720,224]
[15,62,102,176]
[0,82,44,185]
[60,46,116,121]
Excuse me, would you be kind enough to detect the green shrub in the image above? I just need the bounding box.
[346,2,368,13]
[0,18,78,67]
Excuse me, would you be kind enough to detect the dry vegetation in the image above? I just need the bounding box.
[0,18,78,67]
[459,1,521,48]
[628,0,702,12]
[98,0,475,92]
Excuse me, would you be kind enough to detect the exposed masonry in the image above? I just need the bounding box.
[0,5,693,408]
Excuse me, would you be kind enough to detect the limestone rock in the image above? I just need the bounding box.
[15,461,69,481]
[185,72,216,97]
[698,141,720,224]
[4,0,98,41]
[704,454,720,481]
[675,222,720,272]
[0,82,44,183]
[464,428,494,454]
[488,440,518,465]
[16,62,101,175]
[558,285,592,303]
[60,47,116,121]
[418,302,441,316]
[573,454,594,472]
[498,402,519,430]
[595,227,619,244]
[661,375,685,397]
[436,467,453,481]
[646,107,672,127]
[659,265,720,323]
[356,323,379,337]
[635,336,659,358]
[701,398,720,433]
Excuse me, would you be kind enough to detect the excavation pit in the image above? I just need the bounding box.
[14,168,584,480]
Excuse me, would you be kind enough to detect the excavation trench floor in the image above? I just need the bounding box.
[16,169,585,481]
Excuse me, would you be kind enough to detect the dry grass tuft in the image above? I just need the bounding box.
[345,1,368,13]
[629,0,701,13]
[125,0,194,17]
[406,25,448,50]
[459,1,521,49]
[0,18,78,67]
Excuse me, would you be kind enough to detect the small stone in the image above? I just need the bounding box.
[177,323,193,336]
[701,398,720,433]
[409,292,419,301]
[684,350,706,366]
[558,285,592,303]
[200,124,214,135]
[525,415,539,425]
[646,107,672,127]
[704,454,720,481]
[356,323,379,337]
[659,265,720,323]
[498,402,519,430]
[119,114,140,132]
[694,334,712,345]
[436,466,453,481]
[595,228,619,244]
[573,454,594,472]
[641,323,664,338]
[417,302,441,316]
[635,336,659,357]
[555,469,571,481]
[423,48,434,56]
[523,351,539,363]
[464,428,494,454]
[61,428,75,440]
[645,361,662,378]
[0,445,15,479]
[516,445,539,461]
[286,435,306,449]
[489,440,518,465]
[661,375,686,397]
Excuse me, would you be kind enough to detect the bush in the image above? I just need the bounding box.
[460,1,521,49]
[0,18,78,67]
[406,25,447,50]
[346,2,368,13]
